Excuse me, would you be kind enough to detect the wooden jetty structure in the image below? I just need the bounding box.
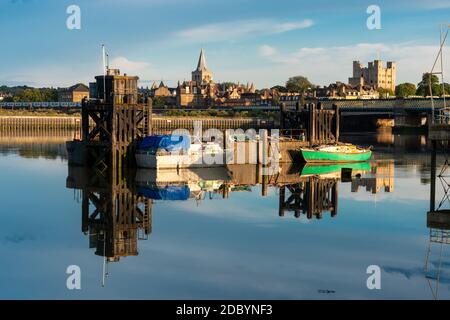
[280,102,340,145]
[277,102,340,162]
[67,69,152,171]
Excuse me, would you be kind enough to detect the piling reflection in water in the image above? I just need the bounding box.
[67,167,153,264]
[278,178,338,219]
[66,161,398,282]
[425,211,450,300]
[425,135,450,300]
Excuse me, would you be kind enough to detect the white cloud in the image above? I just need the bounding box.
[258,44,277,57]
[174,19,314,43]
[110,56,150,73]
[257,42,450,86]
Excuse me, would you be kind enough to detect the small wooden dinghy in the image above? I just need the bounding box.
[300,144,372,163]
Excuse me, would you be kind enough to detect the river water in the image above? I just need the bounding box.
[0,130,448,300]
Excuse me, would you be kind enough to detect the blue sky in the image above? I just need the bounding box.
[0,0,449,88]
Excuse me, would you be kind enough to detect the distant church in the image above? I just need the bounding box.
[176,48,257,108]
[191,48,213,84]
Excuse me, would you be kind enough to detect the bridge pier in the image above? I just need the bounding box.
[340,113,392,132]
[394,113,427,130]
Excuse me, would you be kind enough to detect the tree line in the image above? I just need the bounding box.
[0,86,58,102]
[395,73,450,98]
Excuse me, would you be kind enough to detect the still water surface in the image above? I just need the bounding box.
[0,131,448,299]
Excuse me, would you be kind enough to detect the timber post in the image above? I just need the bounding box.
[280,103,286,130]
[308,103,316,146]
[333,104,340,143]
[279,186,285,217]
[430,140,437,212]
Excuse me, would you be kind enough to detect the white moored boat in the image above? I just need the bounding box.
[135,134,233,169]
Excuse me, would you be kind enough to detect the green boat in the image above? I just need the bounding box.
[300,144,372,163]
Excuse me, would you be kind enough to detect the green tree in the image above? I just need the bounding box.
[152,96,166,108]
[272,95,280,106]
[285,76,314,93]
[7,86,58,102]
[377,87,395,98]
[270,85,288,93]
[222,82,237,90]
[395,83,416,98]
[444,83,450,96]
[417,73,442,97]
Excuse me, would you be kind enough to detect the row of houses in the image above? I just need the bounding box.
[315,82,380,100]
[144,80,380,109]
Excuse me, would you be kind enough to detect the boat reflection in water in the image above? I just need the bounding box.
[66,161,393,285]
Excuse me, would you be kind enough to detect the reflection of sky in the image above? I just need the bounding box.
[0,152,449,300]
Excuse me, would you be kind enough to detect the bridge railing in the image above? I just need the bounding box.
[0,102,81,108]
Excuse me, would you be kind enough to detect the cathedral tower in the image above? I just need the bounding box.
[192,48,213,84]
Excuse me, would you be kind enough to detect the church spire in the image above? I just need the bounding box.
[192,48,213,83]
[196,48,208,71]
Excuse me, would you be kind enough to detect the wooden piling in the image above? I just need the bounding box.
[430,140,437,212]
[333,104,340,143]
[308,103,316,145]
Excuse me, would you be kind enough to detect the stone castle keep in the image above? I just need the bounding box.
[349,60,396,93]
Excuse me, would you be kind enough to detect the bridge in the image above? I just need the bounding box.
[266,98,448,129]
[315,98,448,129]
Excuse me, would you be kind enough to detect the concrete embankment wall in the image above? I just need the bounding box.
[0,116,275,133]
[151,117,275,134]
[0,116,81,130]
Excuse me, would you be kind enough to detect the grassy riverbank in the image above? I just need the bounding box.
[0,108,80,117]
